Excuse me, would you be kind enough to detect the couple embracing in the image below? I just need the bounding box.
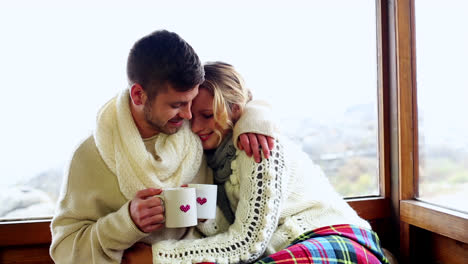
[50,30,389,264]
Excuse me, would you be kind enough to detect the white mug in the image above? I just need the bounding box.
[155,187,198,228]
[188,184,217,219]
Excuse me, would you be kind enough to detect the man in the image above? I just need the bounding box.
[50,30,274,263]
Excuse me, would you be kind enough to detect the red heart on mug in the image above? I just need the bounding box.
[197,197,207,205]
[180,204,190,212]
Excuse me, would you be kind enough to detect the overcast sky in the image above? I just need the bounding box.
[0,0,466,187]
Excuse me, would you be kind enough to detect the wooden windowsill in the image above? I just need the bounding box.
[0,219,52,246]
[347,197,391,220]
[0,197,391,247]
[400,199,468,244]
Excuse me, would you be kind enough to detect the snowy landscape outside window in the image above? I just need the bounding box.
[415,0,468,213]
[0,0,379,220]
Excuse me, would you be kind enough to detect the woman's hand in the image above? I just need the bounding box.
[122,242,152,264]
[237,133,275,163]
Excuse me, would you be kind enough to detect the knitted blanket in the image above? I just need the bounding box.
[94,89,203,199]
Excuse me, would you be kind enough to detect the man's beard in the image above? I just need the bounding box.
[143,100,180,135]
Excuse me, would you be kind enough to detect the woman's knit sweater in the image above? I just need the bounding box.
[152,103,371,264]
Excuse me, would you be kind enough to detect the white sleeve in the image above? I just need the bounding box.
[50,143,148,263]
[232,100,280,149]
[152,141,286,264]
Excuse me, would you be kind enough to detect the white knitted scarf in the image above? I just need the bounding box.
[94,90,203,200]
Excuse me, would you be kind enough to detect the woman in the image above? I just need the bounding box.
[151,62,389,264]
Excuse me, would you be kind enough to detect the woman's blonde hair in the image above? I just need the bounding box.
[200,62,252,146]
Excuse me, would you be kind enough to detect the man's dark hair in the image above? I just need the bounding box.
[127,30,205,100]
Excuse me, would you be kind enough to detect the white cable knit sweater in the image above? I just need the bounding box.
[152,104,371,264]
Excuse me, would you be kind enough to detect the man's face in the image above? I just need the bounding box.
[143,84,199,135]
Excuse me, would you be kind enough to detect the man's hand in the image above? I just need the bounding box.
[129,188,165,233]
[122,242,152,264]
[237,133,275,163]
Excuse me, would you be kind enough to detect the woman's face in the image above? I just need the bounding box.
[191,88,228,150]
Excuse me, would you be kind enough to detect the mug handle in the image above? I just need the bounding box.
[153,194,166,223]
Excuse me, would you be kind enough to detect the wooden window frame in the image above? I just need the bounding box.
[391,0,468,261]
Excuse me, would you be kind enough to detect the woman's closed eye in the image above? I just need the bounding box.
[203,114,213,119]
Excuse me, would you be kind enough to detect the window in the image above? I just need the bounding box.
[395,1,468,261]
[415,0,468,213]
[0,0,379,220]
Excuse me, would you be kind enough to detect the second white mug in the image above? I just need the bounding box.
[188,184,217,219]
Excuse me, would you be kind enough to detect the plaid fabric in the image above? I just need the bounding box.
[254,224,389,264]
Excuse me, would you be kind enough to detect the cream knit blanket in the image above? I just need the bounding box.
[94,90,203,200]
